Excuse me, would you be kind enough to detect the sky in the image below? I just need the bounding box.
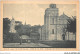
[3,4,76,26]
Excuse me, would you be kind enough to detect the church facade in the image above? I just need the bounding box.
[39,4,75,41]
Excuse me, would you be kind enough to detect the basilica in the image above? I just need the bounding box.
[39,4,75,41]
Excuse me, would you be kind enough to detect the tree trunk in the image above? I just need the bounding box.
[20,36,22,45]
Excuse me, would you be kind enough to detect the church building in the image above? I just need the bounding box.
[39,4,75,41]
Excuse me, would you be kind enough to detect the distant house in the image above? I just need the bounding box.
[20,33,40,43]
[21,35,30,40]
[20,35,31,43]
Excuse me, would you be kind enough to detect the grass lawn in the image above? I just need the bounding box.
[39,40,76,48]
[3,40,76,48]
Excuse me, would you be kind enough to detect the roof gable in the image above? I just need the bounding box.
[59,13,70,19]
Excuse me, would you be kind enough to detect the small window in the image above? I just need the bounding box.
[52,18,54,24]
[52,29,54,34]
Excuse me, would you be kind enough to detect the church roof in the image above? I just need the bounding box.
[59,13,70,19]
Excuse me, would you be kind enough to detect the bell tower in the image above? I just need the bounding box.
[44,4,59,40]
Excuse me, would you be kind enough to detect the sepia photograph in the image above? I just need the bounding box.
[3,3,77,48]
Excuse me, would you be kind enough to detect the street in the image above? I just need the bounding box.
[3,41,76,48]
[3,43,51,48]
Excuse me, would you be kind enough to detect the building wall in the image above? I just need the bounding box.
[39,4,75,41]
[44,4,58,40]
[39,26,46,40]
